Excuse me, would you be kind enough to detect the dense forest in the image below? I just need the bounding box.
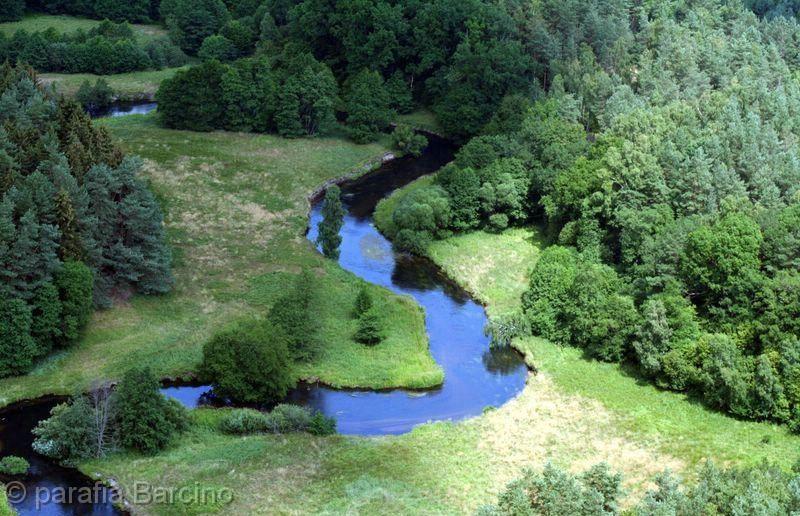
[0,65,172,378]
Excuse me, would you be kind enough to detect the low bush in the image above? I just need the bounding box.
[218,405,337,436]
[0,456,29,476]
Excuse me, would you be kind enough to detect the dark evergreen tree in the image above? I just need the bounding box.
[112,367,189,454]
[0,294,36,377]
[353,285,373,318]
[55,261,94,343]
[268,270,317,360]
[317,185,345,259]
[354,309,384,346]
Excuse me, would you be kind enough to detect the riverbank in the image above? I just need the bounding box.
[424,228,800,470]
[0,114,441,409]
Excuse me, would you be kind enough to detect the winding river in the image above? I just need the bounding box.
[0,107,528,513]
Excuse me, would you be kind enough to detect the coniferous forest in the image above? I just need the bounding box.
[0,65,172,377]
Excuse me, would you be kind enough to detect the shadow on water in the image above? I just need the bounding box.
[87,102,157,119]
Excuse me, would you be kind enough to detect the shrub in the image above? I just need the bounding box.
[219,408,270,435]
[200,319,294,404]
[352,285,373,318]
[32,397,95,462]
[391,125,428,157]
[218,405,336,435]
[156,60,227,131]
[354,309,385,346]
[112,367,189,454]
[76,79,114,113]
[308,411,337,436]
[0,456,29,476]
[481,463,621,515]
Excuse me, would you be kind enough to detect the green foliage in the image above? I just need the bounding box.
[165,0,230,55]
[354,308,385,346]
[481,463,621,516]
[54,261,93,343]
[317,185,345,259]
[391,125,427,157]
[352,285,372,318]
[75,79,114,112]
[93,0,151,23]
[200,319,293,405]
[344,69,393,143]
[157,60,226,131]
[0,0,24,23]
[32,396,95,462]
[268,270,318,360]
[218,405,336,436]
[0,456,29,476]
[112,367,189,454]
[0,21,185,74]
[0,294,36,377]
[198,35,237,62]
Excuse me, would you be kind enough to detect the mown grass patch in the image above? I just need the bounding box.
[0,115,441,408]
[427,228,542,317]
[0,13,167,41]
[40,67,189,101]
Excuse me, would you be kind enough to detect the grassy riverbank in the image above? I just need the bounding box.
[0,114,441,408]
[40,67,188,101]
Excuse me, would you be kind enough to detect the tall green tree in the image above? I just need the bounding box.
[317,185,345,259]
[112,367,189,454]
[343,69,394,143]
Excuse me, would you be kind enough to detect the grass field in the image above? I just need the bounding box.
[80,225,800,515]
[0,114,442,409]
[40,67,187,101]
[0,13,167,41]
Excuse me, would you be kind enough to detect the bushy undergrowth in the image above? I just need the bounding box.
[218,405,336,436]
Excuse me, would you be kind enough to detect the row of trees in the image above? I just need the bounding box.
[33,367,189,461]
[482,460,800,515]
[377,0,800,432]
[156,51,411,142]
[0,65,172,378]
[0,21,186,74]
